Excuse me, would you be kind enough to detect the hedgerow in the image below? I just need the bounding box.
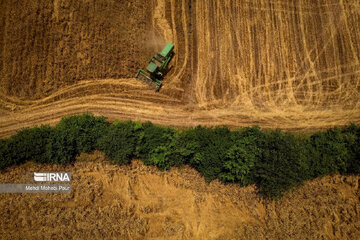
[46,113,108,164]
[254,130,310,198]
[136,121,178,170]
[97,120,139,165]
[219,126,264,186]
[175,126,233,181]
[0,125,53,168]
[0,113,359,199]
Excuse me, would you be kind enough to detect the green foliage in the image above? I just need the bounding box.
[46,113,108,164]
[55,113,109,153]
[176,126,233,181]
[97,120,139,165]
[254,130,310,199]
[0,126,53,169]
[15,125,53,163]
[46,127,77,164]
[219,127,264,185]
[137,122,178,170]
[0,113,359,200]
[306,127,349,177]
[341,123,360,174]
[0,139,13,170]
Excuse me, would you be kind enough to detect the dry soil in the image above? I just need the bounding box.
[0,0,360,137]
[0,152,359,240]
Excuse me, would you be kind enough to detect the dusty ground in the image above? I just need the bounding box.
[0,0,360,138]
[0,151,359,239]
[0,1,360,238]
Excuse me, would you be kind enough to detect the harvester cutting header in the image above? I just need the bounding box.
[136,43,174,91]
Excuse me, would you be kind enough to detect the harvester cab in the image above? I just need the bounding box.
[136,42,174,91]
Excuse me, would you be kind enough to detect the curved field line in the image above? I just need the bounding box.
[0,0,360,137]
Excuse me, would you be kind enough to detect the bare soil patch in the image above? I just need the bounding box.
[0,152,359,239]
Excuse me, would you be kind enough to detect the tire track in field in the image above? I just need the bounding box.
[0,0,360,138]
[1,78,359,138]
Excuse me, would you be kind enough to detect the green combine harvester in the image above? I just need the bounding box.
[136,42,174,91]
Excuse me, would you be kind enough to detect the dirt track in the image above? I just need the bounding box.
[0,0,360,137]
[1,2,360,239]
[0,153,359,239]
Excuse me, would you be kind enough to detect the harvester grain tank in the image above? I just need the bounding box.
[136,42,174,91]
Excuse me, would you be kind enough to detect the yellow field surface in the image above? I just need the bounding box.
[0,0,359,137]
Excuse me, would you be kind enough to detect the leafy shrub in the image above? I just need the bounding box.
[176,126,233,181]
[97,120,139,165]
[0,139,13,170]
[46,128,77,164]
[0,125,53,169]
[219,127,264,185]
[46,113,108,164]
[306,127,349,177]
[14,125,53,163]
[55,113,109,153]
[254,130,310,198]
[0,113,359,200]
[341,123,360,174]
[136,122,178,170]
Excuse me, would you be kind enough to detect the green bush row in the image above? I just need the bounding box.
[1,113,359,199]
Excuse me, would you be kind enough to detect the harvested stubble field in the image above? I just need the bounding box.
[0,153,359,239]
[1,0,360,239]
[0,0,359,137]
